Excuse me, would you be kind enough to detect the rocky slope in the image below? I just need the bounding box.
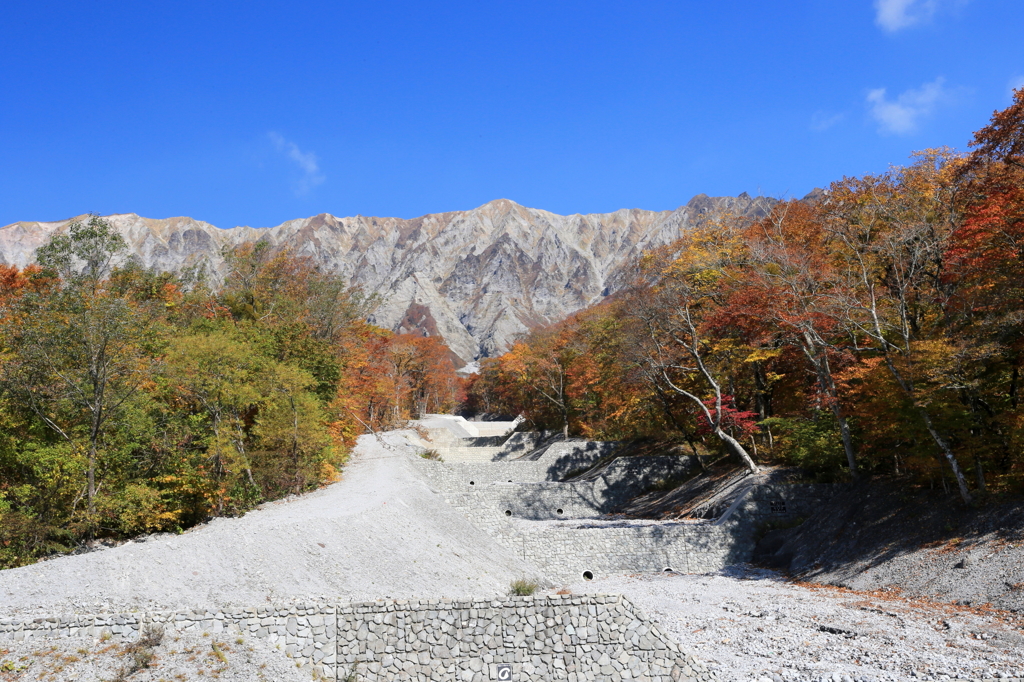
[0,195,770,362]
[754,481,1024,613]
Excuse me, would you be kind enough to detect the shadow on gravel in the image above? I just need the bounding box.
[754,480,1024,610]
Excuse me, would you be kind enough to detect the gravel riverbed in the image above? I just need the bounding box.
[2,430,1021,681]
[565,568,1024,682]
[0,432,534,617]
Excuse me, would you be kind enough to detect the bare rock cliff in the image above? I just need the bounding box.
[0,196,769,362]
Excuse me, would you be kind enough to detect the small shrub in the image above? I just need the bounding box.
[419,449,443,461]
[137,625,164,649]
[101,484,180,536]
[110,625,163,681]
[509,579,538,596]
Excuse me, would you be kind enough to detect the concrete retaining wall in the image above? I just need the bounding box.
[414,430,837,584]
[513,521,743,581]
[416,460,549,487]
[0,595,718,682]
[422,455,699,528]
[436,482,837,583]
[503,483,836,582]
[417,453,697,503]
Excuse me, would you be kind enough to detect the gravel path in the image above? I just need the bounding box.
[563,568,1024,682]
[0,431,535,617]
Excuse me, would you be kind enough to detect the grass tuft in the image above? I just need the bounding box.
[509,579,538,596]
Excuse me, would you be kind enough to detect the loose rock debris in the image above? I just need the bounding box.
[565,568,1024,682]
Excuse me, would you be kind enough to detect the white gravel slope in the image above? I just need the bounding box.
[564,568,1024,682]
[0,632,310,682]
[0,431,537,617]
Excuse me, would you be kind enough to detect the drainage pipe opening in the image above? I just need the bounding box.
[556,508,563,515]
[582,571,594,581]
[504,510,512,516]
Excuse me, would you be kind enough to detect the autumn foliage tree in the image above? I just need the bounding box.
[477,93,1024,498]
[622,219,762,473]
[0,226,462,567]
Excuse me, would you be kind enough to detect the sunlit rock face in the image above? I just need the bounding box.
[0,195,770,363]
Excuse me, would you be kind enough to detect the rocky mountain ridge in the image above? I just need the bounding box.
[0,195,770,363]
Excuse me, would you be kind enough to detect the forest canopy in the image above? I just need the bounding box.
[471,89,1024,505]
[0,226,463,568]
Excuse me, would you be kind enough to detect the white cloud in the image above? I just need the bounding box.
[268,131,325,195]
[874,0,935,32]
[1010,75,1024,97]
[811,111,844,132]
[866,77,949,134]
[874,0,966,32]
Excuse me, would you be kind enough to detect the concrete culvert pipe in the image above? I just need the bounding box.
[505,510,512,516]
[582,571,594,581]
[663,567,674,572]
[556,508,563,515]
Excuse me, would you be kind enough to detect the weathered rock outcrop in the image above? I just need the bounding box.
[0,195,769,362]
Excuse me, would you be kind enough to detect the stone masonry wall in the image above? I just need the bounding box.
[418,454,696,495]
[0,595,718,682]
[336,594,716,682]
[512,521,744,582]
[417,460,550,488]
[431,457,701,533]
[439,483,837,583]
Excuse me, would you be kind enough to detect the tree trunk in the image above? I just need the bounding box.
[882,355,972,504]
[918,407,973,505]
[87,442,97,516]
[715,428,759,474]
[835,410,858,480]
[290,395,301,493]
[807,340,858,479]
[88,406,103,517]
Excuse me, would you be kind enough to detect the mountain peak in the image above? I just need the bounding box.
[473,198,524,212]
[0,195,769,362]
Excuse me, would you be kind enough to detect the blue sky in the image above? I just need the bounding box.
[1,0,1022,228]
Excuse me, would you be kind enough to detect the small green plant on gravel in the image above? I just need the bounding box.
[509,579,538,596]
[211,641,228,663]
[419,449,443,461]
[1,659,30,673]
